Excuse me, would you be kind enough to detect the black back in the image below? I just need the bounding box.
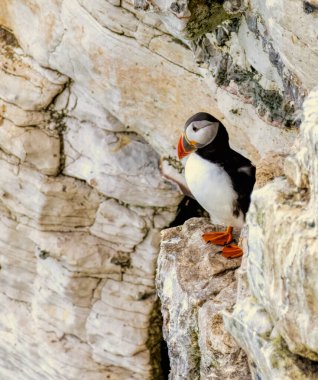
[192,114,256,218]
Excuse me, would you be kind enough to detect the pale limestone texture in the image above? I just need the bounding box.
[0,0,317,378]
[0,119,60,175]
[0,0,299,164]
[0,22,180,378]
[250,0,318,92]
[0,157,102,231]
[157,218,251,379]
[63,117,180,207]
[224,88,318,379]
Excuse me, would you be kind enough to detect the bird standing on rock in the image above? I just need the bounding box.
[177,112,256,258]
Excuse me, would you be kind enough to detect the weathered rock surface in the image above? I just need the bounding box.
[0,119,60,175]
[0,157,102,231]
[63,118,180,207]
[0,22,181,379]
[157,218,251,379]
[0,0,300,165]
[224,87,318,379]
[0,0,318,378]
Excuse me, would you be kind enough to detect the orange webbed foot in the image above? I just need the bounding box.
[202,226,233,246]
[221,244,243,259]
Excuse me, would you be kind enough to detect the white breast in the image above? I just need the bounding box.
[184,153,244,227]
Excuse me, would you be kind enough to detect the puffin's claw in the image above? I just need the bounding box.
[202,226,233,245]
[221,244,243,259]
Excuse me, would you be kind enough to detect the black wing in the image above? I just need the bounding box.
[195,133,256,218]
[225,149,256,217]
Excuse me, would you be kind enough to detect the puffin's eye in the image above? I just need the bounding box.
[193,126,198,132]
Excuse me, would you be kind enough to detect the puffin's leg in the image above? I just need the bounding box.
[202,226,233,245]
[221,244,243,259]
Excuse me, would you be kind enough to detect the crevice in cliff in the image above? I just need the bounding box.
[46,1,66,58]
[0,26,19,48]
[160,338,170,380]
[145,298,166,379]
[46,78,72,175]
[169,196,208,227]
[77,0,137,40]
[303,1,318,13]
[148,44,204,77]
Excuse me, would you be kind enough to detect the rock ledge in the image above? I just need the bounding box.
[156,217,251,379]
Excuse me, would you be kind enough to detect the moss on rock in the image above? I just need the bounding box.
[186,0,233,39]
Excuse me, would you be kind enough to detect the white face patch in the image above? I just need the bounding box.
[185,121,219,147]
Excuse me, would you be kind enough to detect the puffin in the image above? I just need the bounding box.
[177,112,256,258]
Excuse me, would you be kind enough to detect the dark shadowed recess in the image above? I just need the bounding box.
[170,196,209,227]
[160,339,170,380]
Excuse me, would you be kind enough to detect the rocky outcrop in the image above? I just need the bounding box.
[157,218,250,379]
[0,0,299,166]
[224,87,318,379]
[157,87,318,379]
[0,0,318,378]
[0,25,181,379]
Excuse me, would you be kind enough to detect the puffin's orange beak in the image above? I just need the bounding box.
[177,133,196,159]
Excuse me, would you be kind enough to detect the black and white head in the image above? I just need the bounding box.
[178,112,225,159]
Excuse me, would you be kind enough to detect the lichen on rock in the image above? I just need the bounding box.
[185,0,232,39]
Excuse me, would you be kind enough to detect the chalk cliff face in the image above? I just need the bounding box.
[0,0,318,379]
[0,21,181,380]
[224,87,318,379]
